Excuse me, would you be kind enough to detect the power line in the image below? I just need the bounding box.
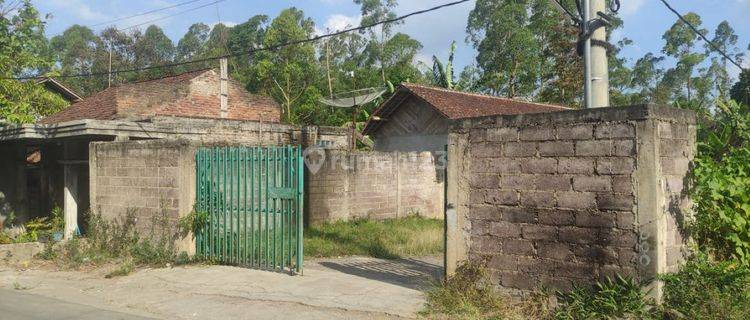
[6,0,473,80]
[658,0,746,71]
[118,0,227,32]
[91,0,203,27]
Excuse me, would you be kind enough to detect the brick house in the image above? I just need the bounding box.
[0,68,347,237]
[362,84,569,152]
[40,69,280,124]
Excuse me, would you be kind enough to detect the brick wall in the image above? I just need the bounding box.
[446,104,695,296]
[307,149,444,224]
[89,140,196,244]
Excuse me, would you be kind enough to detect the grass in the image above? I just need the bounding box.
[421,262,552,320]
[304,216,444,259]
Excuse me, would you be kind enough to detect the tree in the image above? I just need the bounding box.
[50,25,105,96]
[133,25,175,80]
[661,12,707,104]
[355,0,399,83]
[99,27,136,87]
[629,53,666,104]
[247,8,320,124]
[0,0,67,123]
[176,23,209,62]
[227,15,268,82]
[732,69,750,106]
[707,21,744,99]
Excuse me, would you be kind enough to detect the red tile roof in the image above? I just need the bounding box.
[363,83,570,134]
[39,69,281,124]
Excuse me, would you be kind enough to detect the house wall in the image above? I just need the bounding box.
[446,104,695,298]
[307,149,445,224]
[371,97,451,152]
[89,140,197,253]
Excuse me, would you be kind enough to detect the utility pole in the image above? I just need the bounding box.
[582,0,610,108]
[108,45,113,88]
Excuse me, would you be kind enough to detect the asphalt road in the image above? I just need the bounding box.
[0,289,155,320]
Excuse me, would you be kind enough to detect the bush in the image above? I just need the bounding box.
[661,254,750,320]
[554,276,658,320]
[49,209,182,271]
[422,262,551,320]
[691,99,750,264]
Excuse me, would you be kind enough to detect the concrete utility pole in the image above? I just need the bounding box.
[220,58,229,119]
[582,0,610,108]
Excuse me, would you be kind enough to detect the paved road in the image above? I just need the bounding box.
[0,289,154,320]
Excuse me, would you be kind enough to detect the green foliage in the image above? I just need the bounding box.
[422,262,552,320]
[554,276,658,320]
[0,0,68,123]
[50,210,180,270]
[661,254,750,320]
[304,216,443,259]
[691,99,750,264]
[0,207,64,244]
[178,210,209,237]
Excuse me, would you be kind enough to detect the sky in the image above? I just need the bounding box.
[34,0,750,80]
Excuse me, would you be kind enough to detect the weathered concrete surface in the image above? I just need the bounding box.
[0,242,44,266]
[307,149,445,223]
[0,256,441,319]
[0,289,155,320]
[446,104,696,299]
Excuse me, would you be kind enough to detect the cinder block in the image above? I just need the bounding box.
[539,141,575,157]
[595,123,635,139]
[572,176,611,192]
[519,127,554,141]
[557,124,594,140]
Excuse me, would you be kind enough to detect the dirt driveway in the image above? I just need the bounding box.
[0,256,442,320]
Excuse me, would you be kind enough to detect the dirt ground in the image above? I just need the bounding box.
[0,256,442,320]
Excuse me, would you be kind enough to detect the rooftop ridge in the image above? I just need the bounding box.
[402,83,570,109]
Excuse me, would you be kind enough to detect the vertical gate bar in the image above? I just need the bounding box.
[212,148,218,260]
[278,146,284,271]
[280,146,285,270]
[223,147,228,261]
[242,147,247,265]
[287,145,293,268]
[249,147,255,266]
[264,146,270,269]
[230,148,235,263]
[195,151,201,255]
[237,147,243,264]
[252,148,257,267]
[296,145,304,274]
[236,147,241,264]
[273,147,278,269]
[258,147,263,269]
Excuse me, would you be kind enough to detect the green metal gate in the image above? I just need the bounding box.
[195,146,304,273]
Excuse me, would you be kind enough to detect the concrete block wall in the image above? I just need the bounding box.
[89,140,197,253]
[446,104,695,297]
[307,149,444,224]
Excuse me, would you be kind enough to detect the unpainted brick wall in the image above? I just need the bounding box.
[307,149,444,224]
[448,104,696,293]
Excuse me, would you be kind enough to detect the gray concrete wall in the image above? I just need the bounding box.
[307,149,445,224]
[446,104,695,297]
[89,140,197,253]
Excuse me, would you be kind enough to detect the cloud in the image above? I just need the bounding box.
[324,14,361,32]
[46,0,109,22]
[620,0,645,16]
